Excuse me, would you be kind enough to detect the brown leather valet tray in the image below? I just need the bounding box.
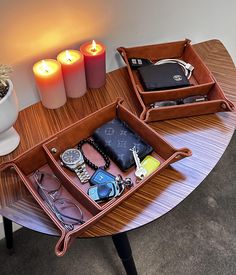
[0,99,191,256]
[117,39,234,122]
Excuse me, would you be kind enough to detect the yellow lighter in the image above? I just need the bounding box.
[141,155,160,176]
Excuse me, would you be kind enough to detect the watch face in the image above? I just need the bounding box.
[61,149,82,165]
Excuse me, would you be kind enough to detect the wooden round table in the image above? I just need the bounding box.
[0,40,236,274]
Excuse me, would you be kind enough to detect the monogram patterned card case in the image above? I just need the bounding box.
[93,118,153,171]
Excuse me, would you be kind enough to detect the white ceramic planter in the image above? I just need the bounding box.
[0,79,20,156]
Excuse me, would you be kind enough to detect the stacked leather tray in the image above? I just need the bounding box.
[117,39,235,122]
[0,99,191,256]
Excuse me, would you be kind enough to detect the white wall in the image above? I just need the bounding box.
[0,0,236,110]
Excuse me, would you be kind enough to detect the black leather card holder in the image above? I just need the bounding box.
[138,63,190,91]
[93,118,153,171]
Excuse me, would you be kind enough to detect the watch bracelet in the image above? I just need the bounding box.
[75,164,90,183]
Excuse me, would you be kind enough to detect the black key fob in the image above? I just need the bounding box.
[128,58,152,70]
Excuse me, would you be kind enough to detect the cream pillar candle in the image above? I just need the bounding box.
[33,59,67,109]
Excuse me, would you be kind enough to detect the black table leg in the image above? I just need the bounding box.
[3,217,13,252]
[112,232,138,275]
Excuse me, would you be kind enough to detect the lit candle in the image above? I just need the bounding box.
[33,59,67,109]
[57,50,87,98]
[80,40,106,89]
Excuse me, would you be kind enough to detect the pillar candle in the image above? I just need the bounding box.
[33,59,67,109]
[57,50,87,98]
[80,40,106,89]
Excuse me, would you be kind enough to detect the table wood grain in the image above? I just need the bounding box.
[0,39,235,238]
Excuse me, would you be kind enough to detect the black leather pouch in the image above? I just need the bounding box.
[138,63,190,91]
[92,118,153,171]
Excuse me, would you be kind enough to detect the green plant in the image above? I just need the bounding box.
[0,64,13,99]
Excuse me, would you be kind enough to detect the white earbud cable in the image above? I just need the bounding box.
[154,59,194,79]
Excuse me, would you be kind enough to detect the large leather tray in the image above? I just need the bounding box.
[0,99,191,256]
[117,39,234,122]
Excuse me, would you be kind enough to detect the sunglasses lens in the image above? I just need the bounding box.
[54,198,83,225]
[183,95,207,104]
[151,100,178,108]
[35,172,61,199]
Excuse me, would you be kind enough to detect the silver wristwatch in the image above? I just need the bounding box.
[60,148,90,183]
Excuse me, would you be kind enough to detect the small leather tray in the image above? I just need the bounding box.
[0,99,191,256]
[117,39,234,122]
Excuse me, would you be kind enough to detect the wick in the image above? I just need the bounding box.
[91,48,97,53]
[67,58,72,62]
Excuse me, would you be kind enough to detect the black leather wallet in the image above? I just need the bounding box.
[138,63,190,91]
[92,118,153,171]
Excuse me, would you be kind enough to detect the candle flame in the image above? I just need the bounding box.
[91,40,97,52]
[42,60,49,73]
[65,50,72,62]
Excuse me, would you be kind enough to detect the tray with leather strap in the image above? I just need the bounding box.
[0,99,191,256]
[117,39,234,122]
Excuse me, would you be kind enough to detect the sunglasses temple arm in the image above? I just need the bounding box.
[58,212,85,224]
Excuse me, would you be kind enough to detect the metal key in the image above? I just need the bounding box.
[130,146,147,180]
